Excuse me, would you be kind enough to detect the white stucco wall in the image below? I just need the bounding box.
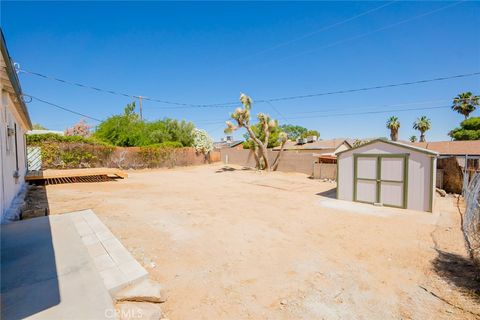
[1,90,28,222]
[337,141,436,212]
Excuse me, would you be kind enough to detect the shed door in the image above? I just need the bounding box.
[354,154,408,208]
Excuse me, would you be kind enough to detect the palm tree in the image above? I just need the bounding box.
[413,116,431,142]
[409,135,417,143]
[386,116,400,141]
[452,92,480,119]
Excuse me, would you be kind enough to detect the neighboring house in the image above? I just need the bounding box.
[27,129,64,136]
[213,136,244,150]
[409,140,480,193]
[273,138,352,156]
[0,30,32,222]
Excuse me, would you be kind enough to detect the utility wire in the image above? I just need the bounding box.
[24,94,103,122]
[18,68,233,108]
[254,72,480,103]
[19,67,480,108]
[260,0,465,67]
[220,0,398,67]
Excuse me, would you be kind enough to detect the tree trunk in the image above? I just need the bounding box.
[271,140,287,171]
[420,132,426,142]
[245,124,270,170]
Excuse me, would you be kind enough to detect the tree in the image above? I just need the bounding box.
[65,119,91,137]
[409,135,418,143]
[243,122,282,149]
[386,116,400,141]
[225,93,286,171]
[452,92,480,120]
[449,117,480,140]
[192,128,213,155]
[279,124,307,140]
[413,116,431,142]
[300,130,320,139]
[94,102,195,147]
[32,123,48,130]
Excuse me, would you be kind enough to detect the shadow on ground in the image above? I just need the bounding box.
[215,166,252,173]
[432,250,480,301]
[1,216,60,319]
[316,188,337,199]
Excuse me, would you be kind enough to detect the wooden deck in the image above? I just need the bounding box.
[25,168,128,185]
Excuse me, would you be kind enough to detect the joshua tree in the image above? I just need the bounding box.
[413,116,431,142]
[386,116,400,141]
[409,135,418,143]
[452,92,479,119]
[225,93,286,171]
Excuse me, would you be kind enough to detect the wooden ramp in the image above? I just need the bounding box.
[25,168,128,185]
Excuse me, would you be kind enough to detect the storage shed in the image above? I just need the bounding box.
[336,139,438,212]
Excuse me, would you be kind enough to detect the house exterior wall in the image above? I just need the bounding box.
[337,141,436,212]
[0,90,29,221]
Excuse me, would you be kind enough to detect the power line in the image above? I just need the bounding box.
[254,72,480,103]
[260,0,465,67]
[18,68,233,108]
[24,94,103,122]
[21,66,480,108]
[220,0,398,68]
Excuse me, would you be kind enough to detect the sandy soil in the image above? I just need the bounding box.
[44,164,480,319]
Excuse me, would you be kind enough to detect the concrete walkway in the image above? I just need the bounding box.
[1,210,149,319]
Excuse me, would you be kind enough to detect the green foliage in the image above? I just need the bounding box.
[300,130,320,139]
[26,133,110,146]
[279,124,320,140]
[137,145,178,168]
[243,121,282,149]
[413,116,431,142]
[32,123,48,130]
[279,124,307,140]
[452,92,479,119]
[409,135,418,143]
[93,102,195,147]
[449,117,480,140]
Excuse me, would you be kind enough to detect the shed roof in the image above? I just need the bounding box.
[336,139,438,156]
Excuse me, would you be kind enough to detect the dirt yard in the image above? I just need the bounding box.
[44,164,479,319]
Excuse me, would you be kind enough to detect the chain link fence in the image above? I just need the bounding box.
[463,172,480,266]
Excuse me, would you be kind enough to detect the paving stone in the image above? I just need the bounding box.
[94,254,117,271]
[81,233,100,245]
[86,242,107,258]
[115,279,166,303]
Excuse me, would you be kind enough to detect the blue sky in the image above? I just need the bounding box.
[2,1,479,141]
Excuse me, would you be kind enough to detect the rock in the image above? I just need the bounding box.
[280,299,288,305]
[115,278,167,303]
[116,302,162,320]
[436,188,447,197]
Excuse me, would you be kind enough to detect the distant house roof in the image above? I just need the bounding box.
[408,140,480,156]
[0,29,32,129]
[27,130,65,136]
[273,138,351,151]
[213,140,243,149]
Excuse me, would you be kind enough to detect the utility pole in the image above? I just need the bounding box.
[138,96,143,120]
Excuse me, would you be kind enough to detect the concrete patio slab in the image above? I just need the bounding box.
[1,214,115,320]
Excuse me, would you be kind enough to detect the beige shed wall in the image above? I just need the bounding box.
[337,141,435,212]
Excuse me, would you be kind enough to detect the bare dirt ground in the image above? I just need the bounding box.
[44,163,480,319]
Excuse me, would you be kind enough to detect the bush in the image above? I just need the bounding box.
[449,117,480,140]
[26,133,110,146]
